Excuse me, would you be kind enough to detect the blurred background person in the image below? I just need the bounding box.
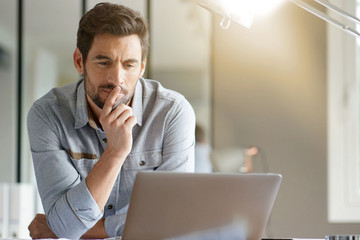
[195,124,212,173]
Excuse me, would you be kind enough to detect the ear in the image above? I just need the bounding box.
[139,58,147,78]
[73,48,84,74]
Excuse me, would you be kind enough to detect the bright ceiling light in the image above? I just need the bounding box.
[255,0,286,15]
[197,0,360,38]
[223,0,285,16]
[197,0,285,29]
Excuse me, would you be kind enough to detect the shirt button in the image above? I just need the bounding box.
[139,161,146,166]
[103,138,107,143]
[107,204,113,209]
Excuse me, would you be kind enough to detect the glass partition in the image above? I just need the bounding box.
[150,0,212,144]
[0,0,17,182]
[21,0,81,182]
[150,0,212,173]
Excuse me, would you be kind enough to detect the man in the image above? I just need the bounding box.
[27,3,195,239]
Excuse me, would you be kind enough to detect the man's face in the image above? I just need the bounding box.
[78,33,146,109]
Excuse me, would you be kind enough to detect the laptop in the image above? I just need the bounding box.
[122,172,282,240]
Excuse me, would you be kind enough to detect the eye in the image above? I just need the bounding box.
[98,61,111,66]
[124,61,139,69]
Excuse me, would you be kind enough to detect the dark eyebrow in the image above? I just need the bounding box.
[94,55,112,61]
[124,58,139,64]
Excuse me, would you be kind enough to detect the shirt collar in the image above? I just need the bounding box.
[132,78,143,126]
[74,78,144,129]
[75,79,89,129]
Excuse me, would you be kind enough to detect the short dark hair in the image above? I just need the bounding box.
[77,2,149,63]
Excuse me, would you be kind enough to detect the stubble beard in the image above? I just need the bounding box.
[83,67,136,109]
[84,69,105,109]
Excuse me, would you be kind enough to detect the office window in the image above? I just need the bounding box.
[327,0,360,222]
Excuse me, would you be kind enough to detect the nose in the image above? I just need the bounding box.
[112,63,125,86]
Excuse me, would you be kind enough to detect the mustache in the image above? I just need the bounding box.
[99,84,128,94]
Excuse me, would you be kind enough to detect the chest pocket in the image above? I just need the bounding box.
[67,149,99,180]
[121,150,162,195]
[122,150,162,170]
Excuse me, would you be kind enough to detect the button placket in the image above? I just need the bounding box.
[95,130,107,150]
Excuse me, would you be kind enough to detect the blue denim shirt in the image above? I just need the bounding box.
[27,78,195,238]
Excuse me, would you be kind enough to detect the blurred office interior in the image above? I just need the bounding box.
[0,0,360,238]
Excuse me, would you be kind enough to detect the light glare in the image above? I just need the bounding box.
[197,0,286,29]
[255,0,286,15]
[224,0,285,16]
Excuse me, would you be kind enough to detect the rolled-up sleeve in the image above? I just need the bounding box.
[28,105,102,239]
[47,180,102,239]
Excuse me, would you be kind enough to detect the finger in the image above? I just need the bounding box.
[107,104,132,123]
[124,115,138,128]
[100,106,133,131]
[102,86,121,115]
[113,107,134,126]
[111,94,128,112]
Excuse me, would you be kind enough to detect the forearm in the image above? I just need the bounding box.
[86,86,136,211]
[86,149,126,210]
[81,218,108,239]
[29,214,108,240]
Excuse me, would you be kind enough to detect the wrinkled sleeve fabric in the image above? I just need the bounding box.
[27,104,103,239]
[159,95,196,172]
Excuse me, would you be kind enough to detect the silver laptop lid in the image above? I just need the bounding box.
[122,172,282,240]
